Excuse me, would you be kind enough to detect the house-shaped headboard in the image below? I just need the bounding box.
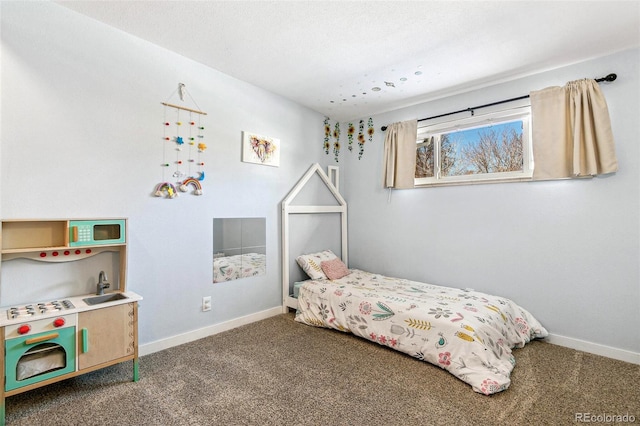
[281,163,348,312]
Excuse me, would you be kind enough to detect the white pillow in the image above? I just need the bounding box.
[296,250,337,280]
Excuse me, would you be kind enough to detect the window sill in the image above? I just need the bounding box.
[414,175,533,188]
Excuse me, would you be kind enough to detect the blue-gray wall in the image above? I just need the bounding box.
[0,2,331,345]
[340,48,640,355]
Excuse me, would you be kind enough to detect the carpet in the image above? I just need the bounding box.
[5,313,639,425]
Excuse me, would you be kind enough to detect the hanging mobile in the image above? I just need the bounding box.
[156,83,208,198]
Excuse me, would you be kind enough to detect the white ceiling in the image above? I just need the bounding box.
[57,1,640,122]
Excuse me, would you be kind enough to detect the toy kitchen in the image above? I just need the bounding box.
[0,219,142,425]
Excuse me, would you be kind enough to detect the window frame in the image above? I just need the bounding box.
[414,103,533,187]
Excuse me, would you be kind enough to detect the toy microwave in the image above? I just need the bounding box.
[69,219,126,246]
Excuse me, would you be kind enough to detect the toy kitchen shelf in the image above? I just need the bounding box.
[0,218,141,426]
[1,219,126,263]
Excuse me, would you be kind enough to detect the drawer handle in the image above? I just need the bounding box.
[82,328,89,353]
[71,226,78,242]
[24,332,59,345]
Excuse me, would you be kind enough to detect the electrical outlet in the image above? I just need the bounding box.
[202,296,212,312]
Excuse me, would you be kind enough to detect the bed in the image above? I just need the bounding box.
[281,165,547,395]
[213,253,266,282]
[293,251,548,395]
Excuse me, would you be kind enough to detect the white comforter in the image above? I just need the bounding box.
[295,269,548,395]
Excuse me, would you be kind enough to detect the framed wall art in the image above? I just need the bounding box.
[242,131,280,167]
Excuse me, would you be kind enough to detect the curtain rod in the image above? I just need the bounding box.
[380,73,617,131]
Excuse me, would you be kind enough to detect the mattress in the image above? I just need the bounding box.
[293,282,305,298]
[295,269,548,395]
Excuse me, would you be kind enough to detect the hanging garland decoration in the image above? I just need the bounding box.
[157,83,207,198]
[179,113,206,195]
[174,111,185,180]
[332,122,341,162]
[186,113,207,185]
[347,122,355,152]
[357,119,366,159]
[323,117,331,155]
[196,121,207,184]
[368,117,374,142]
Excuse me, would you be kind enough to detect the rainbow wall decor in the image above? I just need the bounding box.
[179,177,203,195]
[154,182,178,198]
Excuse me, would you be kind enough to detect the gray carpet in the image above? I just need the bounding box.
[5,313,639,425]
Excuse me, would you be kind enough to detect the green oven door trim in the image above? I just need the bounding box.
[5,327,76,391]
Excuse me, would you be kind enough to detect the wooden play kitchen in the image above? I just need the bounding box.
[0,219,142,425]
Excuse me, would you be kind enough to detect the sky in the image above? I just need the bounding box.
[444,120,524,174]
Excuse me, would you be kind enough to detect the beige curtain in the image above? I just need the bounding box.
[530,78,618,180]
[382,120,418,189]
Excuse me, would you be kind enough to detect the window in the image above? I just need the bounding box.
[414,105,533,186]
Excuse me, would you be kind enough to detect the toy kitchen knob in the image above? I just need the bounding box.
[18,324,31,335]
[53,318,66,328]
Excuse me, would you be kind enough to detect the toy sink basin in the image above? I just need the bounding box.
[83,293,128,306]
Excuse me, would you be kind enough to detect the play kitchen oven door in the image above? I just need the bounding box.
[4,314,76,391]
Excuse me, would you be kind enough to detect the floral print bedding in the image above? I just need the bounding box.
[213,253,266,282]
[295,269,548,395]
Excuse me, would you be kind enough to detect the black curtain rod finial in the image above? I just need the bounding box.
[597,73,617,83]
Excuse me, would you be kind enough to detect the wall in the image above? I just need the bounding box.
[0,2,329,349]
[341,48,640,360]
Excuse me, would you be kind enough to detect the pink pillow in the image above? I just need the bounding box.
[320,258,350,280]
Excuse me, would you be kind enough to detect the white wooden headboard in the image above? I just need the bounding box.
[281,163,347,312]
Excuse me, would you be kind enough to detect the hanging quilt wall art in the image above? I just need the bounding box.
[322,116,374,162]
[156,83,208,199]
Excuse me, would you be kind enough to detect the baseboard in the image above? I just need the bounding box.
[545,333,640,365]
[139,306,283,357]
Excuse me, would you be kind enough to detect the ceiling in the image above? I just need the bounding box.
[57,1,640,122]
